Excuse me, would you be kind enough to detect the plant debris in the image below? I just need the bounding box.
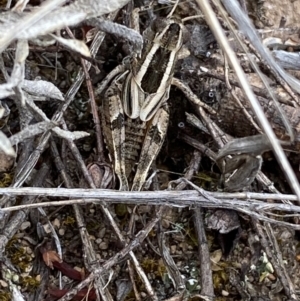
[0,0,300,301]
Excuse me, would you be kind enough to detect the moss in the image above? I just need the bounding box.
[20,276,40,291]
[6,238,32,273]
[0,290,12,301]
[0,173,13,188]
[141,258,167,278]
[62,215,76,226]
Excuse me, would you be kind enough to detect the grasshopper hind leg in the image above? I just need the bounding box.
[103,83,129,191]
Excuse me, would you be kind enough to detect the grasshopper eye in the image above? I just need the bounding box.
[208,90,215,98]
[201,89,216,105]
[178,122,185,128]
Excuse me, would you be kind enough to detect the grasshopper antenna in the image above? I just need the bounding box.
[166,0,179,18]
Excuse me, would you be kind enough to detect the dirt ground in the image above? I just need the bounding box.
[1,0,300,300]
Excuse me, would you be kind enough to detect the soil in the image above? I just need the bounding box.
[1,1,300,301]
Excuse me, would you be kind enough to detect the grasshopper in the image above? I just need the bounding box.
[101,9,213,192]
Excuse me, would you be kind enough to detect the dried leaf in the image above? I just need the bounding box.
[85,27,97,43]
[210,249,223,272]
[0,101,10,120]
[210,249,222,263]
[0,131,16,157]
[50,34,91,57]
[206,209,240,233]
[42,250,62,269]
[22,79,64,101]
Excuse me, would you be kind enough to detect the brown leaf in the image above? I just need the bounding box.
[48,288,96,301]
[210,249,223,272]
[52,261,84,281]
[42,250,62,269]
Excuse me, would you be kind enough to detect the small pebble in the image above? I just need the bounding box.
[248,275,254,282]
[58,228,65,236]
[279,229,292,240]
[22,236,38,245]
[99,242,108,250]
[12,274,19,283]
[24,265,32,273]
[43,224,52,234]
[24,246,33,255]
[95,238,102,245]
[20,239,29,247]
[170,245,176,254]
[222,290,229,296]
[179,242,189,252]
[0,280,8,287]
[89,235,96,241]
[177,261,183,267]
[20,221,31,231]
[52,218,61,229]
[268,273,276,281]
[98,227,106,239]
